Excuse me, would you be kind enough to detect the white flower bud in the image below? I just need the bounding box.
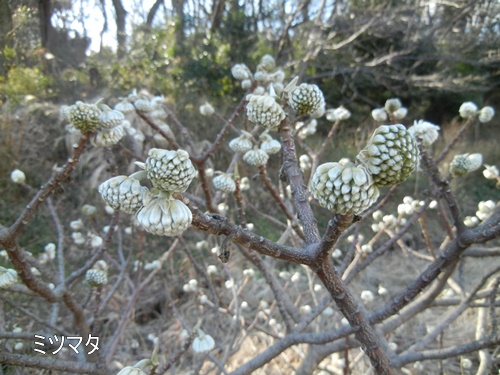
[260,134,281,154]
[393,107,408,119]
[85,269,107,287]
[145,148,196,193]
[192,329,215,353]
[299,154,312,170]
[332,249,342,258]
[99,109,125,129]
[231,64,252,80]
[371,108,388,122]
[68,101,102,132]
[199,102,215,116]
[241,79,252,89]
[81,204,97,216]
[99,176,149,214]
[310,161,380,215]
[0,267,18,288]
[459,102,478,118]
[360,290,375,303]
[116,366,147,375]
[357,124,419,186]
[246,94,285,131]
[257,54,276,72]
[134,99,153,112]
[136,198,192,236]
[243,148,269,167]
[449,153,483,177]
[478,106,494,123]
[212,173,236,193]
[384,98,402,113]
[229,132,253,153]
[207,265,217,275]
[289,83,325,116]
[483,164,499,180]
[463,216,479,227]
[92,125,125,147]
[70,219,84,230]
[114,100,135,114]
[10,169,26,184]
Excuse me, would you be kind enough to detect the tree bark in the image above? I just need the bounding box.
[111,0,127,59]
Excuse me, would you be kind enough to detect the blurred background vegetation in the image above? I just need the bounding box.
[0,0,499,249]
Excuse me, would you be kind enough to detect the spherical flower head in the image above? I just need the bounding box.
[257,54,276,72]
[360,290,375,303]
[393,107,408,120]
[459,101,478,118]
[241,79,252,89]
[85,268,108,287]
[68,101,102,132]
[483,164,499,180]
[231,64,252,81]
[116,366,148,375]
[99,109,125,129]
[192,329,215,353]
[260,134,281,154]
[289,83,325,116]
[478,106,495,123]
[145,148,196,193]
[326,106,351,122]
[384,98,402,113]
[449,153,483,177]
[92,125,125,147]
[408,120,440,147]
[229,132,253,153]
[310,160,380,215]
[136,198,192,236]
[114,100,135,114]
[357,124,419,187]
[212,173,236,193]
[371,108,388,122]
[246,94,285,131]
[199,102,215,116]
[10,169,26,184]
[0,267,18,288]
[98,175,149,214]
[134,98,153,112]
[243,148,269,167]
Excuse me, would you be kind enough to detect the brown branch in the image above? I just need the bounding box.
[0,353,108,374]
[7,133,90,238]
[279,119,320,244]
[435,117,475,163]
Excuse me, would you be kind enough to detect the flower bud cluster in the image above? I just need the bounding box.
[408,120,440,147]
[212,172,236,193]
[459,101,495,123]
[371,98,408,122]
[99,148,195,237]
[85,261,108,287]
[311,125,419,215]
[449,153,483,177]
[64,101,127,147]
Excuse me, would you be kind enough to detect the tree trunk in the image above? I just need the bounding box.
[0,0,13,74]
[171,0,186,55]
[147,0,164,27]
[111,0,127,59]
[38,0,53,49]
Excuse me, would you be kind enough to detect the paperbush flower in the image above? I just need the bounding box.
[68,101,102,132]
[357,124,419,186]
[483,164,499,180]
[199,102,215,116]
[310,160,380,215]
[10,169,26,184]
[408,120,440,147]
[136,198,192,236]
[384,98,402,113]
[449,153,483,176]
[99,108,125,129]
[145,148,196,193]
[116,367,147,375]
[231,64,252,81]
[114,100,135,114]
[0,267,18,288]
[325,106,351,121]
[243,148,269,167]
[92,125,125,147]
[371,108,388,122]
[257,54,276,72]
[98,176,149,214]
[478,106,495,123]
[229,132,253,153]
[192,329,215,353]
[289,83,325,116]
[459,102,478,118]
[260,134,281,154]
[85,269,108,287]
[246,94,285,130]
[212,173,236,193]
[134,98,153,112]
